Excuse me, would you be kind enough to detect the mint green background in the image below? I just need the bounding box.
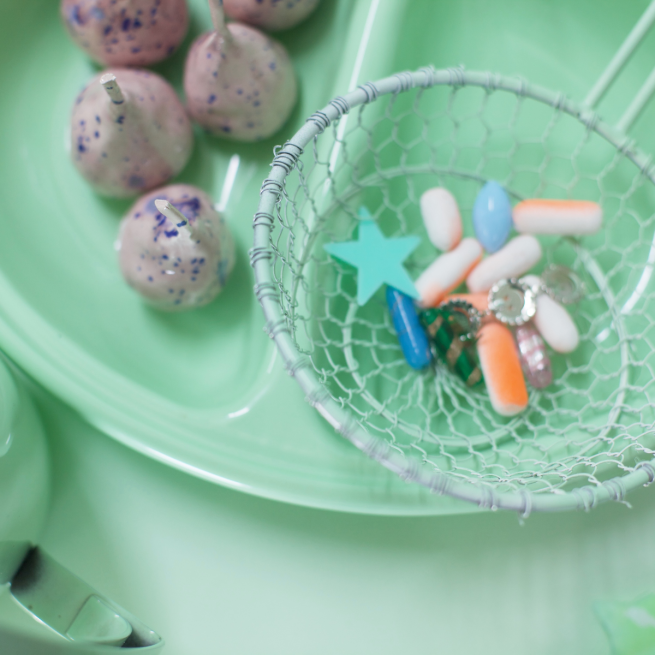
[3,0,655,651]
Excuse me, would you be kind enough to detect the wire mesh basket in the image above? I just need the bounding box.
[252,9,655,513]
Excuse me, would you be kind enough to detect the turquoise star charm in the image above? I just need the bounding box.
[324,210,420,305]
[595,594,655,655]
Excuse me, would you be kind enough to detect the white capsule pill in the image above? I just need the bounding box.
[467,235,542,293]
[523,275,579,353]
[513,199,602,235]
[415,237,483,307]
[420,187,462,251]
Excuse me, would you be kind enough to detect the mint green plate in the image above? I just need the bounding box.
[1,0,654,515]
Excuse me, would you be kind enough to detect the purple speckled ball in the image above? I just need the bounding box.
[118,184,235,311]
[183,23,297,141]
[70,68,193,198]
[223,0,321,31]
[60,0,189,67]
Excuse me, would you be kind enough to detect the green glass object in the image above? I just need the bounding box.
[0,357,49,545]
[421,309,483,387]
[595,594,655,655]
[4,546,161,650]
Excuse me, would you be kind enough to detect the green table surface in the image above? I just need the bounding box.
[2,382,655,655]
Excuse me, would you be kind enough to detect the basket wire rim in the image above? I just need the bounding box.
[251,65,655,514]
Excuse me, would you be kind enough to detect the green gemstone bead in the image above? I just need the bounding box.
[420,308,483,386]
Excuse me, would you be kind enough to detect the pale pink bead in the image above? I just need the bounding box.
[514,323,552,389]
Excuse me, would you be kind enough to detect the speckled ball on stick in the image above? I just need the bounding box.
[60,0,189,67]
[183,0,297,141]
[70,68,193,198]
[117,184,235,311]
[223,0,321,31]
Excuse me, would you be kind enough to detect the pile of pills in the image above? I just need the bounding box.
[387,181,601,417]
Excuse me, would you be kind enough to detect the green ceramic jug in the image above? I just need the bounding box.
[0,358,162,652]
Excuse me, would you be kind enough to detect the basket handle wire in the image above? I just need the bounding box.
[585,0,655,132]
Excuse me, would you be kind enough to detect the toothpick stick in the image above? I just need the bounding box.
[155,199,193,236]
[100,73,125,105]
[208,0,233,44]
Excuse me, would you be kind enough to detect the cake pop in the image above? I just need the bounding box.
[117,184,235,311]
[183,0,297,141]
[70,69,193,198]
[60,0,189,67]
[223,0,320,31]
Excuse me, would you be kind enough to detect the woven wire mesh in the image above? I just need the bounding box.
[253,68,655,512]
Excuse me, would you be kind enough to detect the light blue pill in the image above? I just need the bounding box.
[472,181,512,253]
[386,286,432,370]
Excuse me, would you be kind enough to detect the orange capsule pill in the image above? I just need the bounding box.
[513,199,602,235]
[415,238,483,307]
[477,320,529,417]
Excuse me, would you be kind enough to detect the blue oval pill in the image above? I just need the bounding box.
[386,286,433,370]
[472,181,512,253]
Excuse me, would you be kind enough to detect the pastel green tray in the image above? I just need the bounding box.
[1,0,655,515]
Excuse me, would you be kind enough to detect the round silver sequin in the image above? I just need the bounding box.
[488,279,536,326]
[439,299,481,341]
[541,265,586,305]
